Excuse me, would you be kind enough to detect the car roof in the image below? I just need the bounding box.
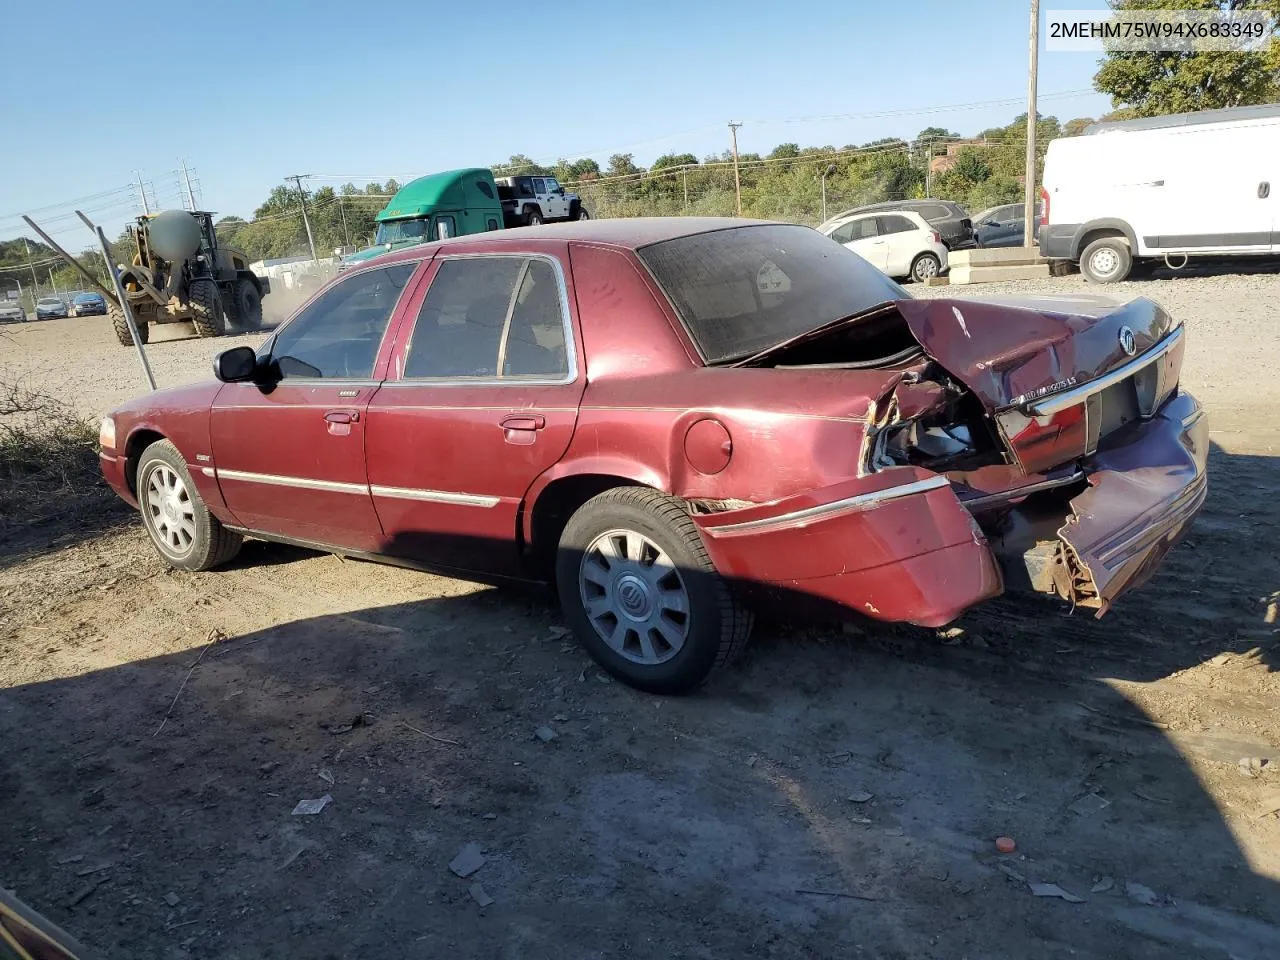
[370,216,783,265]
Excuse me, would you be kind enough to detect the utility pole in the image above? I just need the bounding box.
[682,166,689,212]
[181,159,198,211]
[135,171,151,214]
[289,174,319,262]
[49,267,60,300]
[22,238,40,302]
[820,164,836,223]
[728,122,743,216]
[339,198,350,247]
[1023,0,1041,250]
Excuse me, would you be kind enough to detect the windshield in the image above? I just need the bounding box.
[636,223,908,364]
[374,218,430,244]
[75,294,101,303]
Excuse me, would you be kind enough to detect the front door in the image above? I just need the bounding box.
[835,216,888,270]
[209,259,423,551]
[366,248,584,574]
[539,178,569,220]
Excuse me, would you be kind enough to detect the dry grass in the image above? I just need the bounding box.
[0,369,116,535]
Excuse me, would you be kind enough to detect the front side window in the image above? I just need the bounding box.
[403,257,570,380]
[544,178,561,193]
[638,223,907,364]
[268,262,417,379]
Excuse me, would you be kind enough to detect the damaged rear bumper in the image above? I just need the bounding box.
[693,469,1004,628]
[987,391,1208,614]
[691,392,1207,626]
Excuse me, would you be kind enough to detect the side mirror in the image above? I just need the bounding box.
[214,345,258,383]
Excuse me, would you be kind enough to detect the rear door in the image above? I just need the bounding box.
[365,246,585,574]
[876,214,922,275]
[208,259,423,551]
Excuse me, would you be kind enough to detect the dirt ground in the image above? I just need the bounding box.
[1,267,1277,959]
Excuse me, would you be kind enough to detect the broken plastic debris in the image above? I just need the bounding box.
[847,791,874,803]
[1125,881,1159,906]
[1029,883,1084,903]
[1091,877,1115,893]
[469,882,495,907]
[318,769,334,785]
[534,726,557,743]
[1068,792,1111,818]
[449,842,486,878]
[995,836,1017,854]
[291,794,332,816]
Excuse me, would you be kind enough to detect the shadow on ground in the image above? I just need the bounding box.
[0,446,1276,959]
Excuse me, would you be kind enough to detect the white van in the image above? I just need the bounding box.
[1039,103,1279,282]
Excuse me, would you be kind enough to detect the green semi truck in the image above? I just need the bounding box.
[339,167,589,271]
[339,167,505,270]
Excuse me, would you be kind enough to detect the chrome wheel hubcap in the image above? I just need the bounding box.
[1091,248,1119,276]
[579,528,690,665]
[917,257,938,278]
[145,464,196,557]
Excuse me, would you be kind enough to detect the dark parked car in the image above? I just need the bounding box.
[35,296,69,319]
[71,292,108,316]
[820,200,974,250]
[973,202,1043,248]
[99,218,1205,694]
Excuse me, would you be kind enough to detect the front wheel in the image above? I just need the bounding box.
[110,305,147,346]
[910,252,942,283]
[189,279,226,337]
[225,278,264,332]
[555,488,753,694]
[136,440,242,571]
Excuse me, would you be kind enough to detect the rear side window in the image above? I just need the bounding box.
[831,217,878,243]
[638,224,907,364]
[269,262,417,379]
[878,215,916,235]
[404,257,570,380]
[920,204,951,220]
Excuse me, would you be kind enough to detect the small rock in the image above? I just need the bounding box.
[1091,877,1115,893]
[534,726,557,743]
[56,855,85,865]
[449,843,486,879]
[480,813,497,821]
[1239,757,1265,778]
[257,762,280,778]
[163,892,180,907]
[1125,881,1159,906]
[468,882,495,907]
[82,788,105,808]
[745,754,759,768]
[552,714,569,723]
[969,635,989,649]
[546,626,572,641]
[847,791,874,803]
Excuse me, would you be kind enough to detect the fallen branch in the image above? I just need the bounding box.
[795,888,879,902]
[400,720,461,747]
[153,628,226,737]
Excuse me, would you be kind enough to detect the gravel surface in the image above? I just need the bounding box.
[1,268,1277,959]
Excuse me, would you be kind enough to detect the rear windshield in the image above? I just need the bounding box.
[636,224,907,364]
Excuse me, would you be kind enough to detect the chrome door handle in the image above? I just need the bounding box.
[325,410,359,424]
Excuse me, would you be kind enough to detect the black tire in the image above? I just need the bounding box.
[555,487,753,695]
[576,207,590,221]
[110,305,147,346]
[225,277,263,332]
[1080,236,1132,283]
[910,252,942,283]
[189,279,226,338]
[136,440,242,572]
[525,207,544,226]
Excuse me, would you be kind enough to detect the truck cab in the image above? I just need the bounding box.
[340,168,505,270]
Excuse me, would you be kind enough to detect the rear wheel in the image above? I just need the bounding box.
[110,305,147,346]
[910,252,942,283]
[136,440,242,571]
[224,278,263,332]
[555,488,753,694]
[525,207,544,226]
[189,279,226,337]
[1080,236,1132,283]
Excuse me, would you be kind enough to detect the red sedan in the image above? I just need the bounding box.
[100,219,1207,693]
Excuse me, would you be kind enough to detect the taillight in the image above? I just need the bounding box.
[1039,187,1049,225]
[996,402,1087,474]
[931,231,942,244]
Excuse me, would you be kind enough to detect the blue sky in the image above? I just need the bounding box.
[0,0,1113,246]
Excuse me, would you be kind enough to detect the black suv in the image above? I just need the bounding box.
[822,199,974,250]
